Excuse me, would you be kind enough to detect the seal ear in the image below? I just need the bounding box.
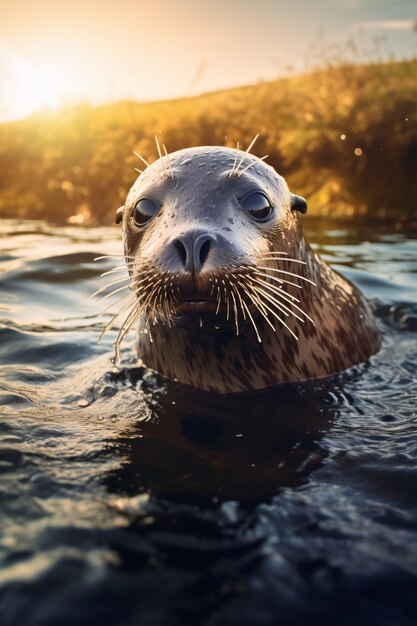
[290,194,308,214]
[115,206,124,224]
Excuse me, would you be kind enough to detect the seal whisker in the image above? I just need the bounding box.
[248,275,299,305]
[154,291,166,325]
[215,285,222,315]
[221,278,230,321]
[85,277,130,304]
[229,141,240,177]
[229,283,240,336]
[134,150,162,182]
[249,281,306,324]
[249,276,315,324]
[119,306,140,340]
[94,255,136,261]
[256,267,316,286]
[238,154,269,178]
[139,273,176,324]
[134,271,157,286]
[101,264,135,277]
[231,283,247,321]
[233,133,259,177]
[160,280,173,325]
[88,279,131,302]
[94,283,132,304]
[246,133,260,155]
[148,284,162,322]
[133,151,152,170]
[98,275,131,289]
[240,297,262,343]
[165,284,176,322]
[97,285,130,306]
[154,136,169,179]
[243,284,277,333]
[247,285,299,340]
[256,251,288,256]
[113,306,141,364]
[235,275,271,321]
[147,321,154,342]
[249,284,290,318]
[98,295,137,343]
[140,276,165,310]
[133,272,162,292]
[257,254,307,265]
[98,291,133,317]
[100,269,131,279]
[252,270,303,294]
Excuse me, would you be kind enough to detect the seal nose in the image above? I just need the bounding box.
[173,232,215,273]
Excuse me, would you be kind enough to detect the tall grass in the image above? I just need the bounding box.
[0,59,415,224]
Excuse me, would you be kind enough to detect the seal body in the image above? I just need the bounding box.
[116,146,380,394]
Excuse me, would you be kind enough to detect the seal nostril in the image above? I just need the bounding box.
[194,234,214,271]
[199,239,211,267]
[173,233,214,272]
[175,239,188,267]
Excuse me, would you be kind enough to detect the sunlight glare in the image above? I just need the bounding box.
[17,60,69,117]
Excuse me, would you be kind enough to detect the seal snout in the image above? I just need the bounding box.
[171,231,216,274]
[162,230,234,317]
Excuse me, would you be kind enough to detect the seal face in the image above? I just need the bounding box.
[115,145,380,394]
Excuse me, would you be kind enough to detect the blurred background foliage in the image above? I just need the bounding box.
[0,59,416,225]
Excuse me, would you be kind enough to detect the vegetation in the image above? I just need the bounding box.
[0,60,415,224]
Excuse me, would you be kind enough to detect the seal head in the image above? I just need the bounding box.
[115,146,380,394]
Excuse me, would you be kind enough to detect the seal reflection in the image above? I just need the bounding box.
[104,370,338,504]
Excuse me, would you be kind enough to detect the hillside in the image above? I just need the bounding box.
[0,60,416,224]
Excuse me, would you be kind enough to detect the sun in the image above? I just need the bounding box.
[0,42,73,120]
[16,60,69,118]
[25,64,66,110]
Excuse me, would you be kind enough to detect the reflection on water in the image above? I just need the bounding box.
[0,218,417,626]
[103,373,337,502]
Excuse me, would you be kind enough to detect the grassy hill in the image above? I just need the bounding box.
[0,60,416,224]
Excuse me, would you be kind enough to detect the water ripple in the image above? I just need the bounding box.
[0,220,416,625]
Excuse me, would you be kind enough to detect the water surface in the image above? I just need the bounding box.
[0,218,416,625]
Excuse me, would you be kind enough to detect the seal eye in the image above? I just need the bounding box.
[133,198,159,226]
[240,192,273,221]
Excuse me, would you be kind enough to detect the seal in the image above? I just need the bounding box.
[111,142,380,394]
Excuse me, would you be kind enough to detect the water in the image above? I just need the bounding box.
[0,218,416,626]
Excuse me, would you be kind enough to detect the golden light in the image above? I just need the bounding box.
[0,41,74,120]
[15,60,69,118]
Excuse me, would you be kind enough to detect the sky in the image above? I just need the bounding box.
[0,0,416,122]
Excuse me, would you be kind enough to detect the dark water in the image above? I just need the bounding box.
[1,218,416,626]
